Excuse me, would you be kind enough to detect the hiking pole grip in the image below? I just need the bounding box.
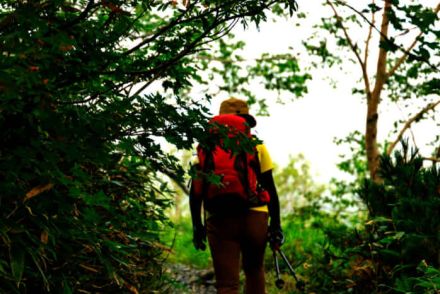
[272,249,285,289]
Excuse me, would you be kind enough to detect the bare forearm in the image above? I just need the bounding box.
[189,185,203,227]
[260,170,281,229]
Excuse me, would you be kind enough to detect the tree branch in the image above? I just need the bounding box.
[60,0,97,30]
[372,0,391,98]
[363,0,375,74]
[387,98,440,155]
[123,0,279,57]
[334,0,439,72]
[327,1,363,67]
[159,167,190,195]
[121,2,279,82]
[123,0,237,57]
[386,32,422,79]
[122,5,191,57]
[327,0,371,97]
[386,2,440,79]
[58,1,282,104]
[423,157,440,163]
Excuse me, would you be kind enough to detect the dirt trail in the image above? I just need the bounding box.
[164,263,216,294]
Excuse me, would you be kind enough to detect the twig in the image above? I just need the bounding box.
[60,0,97,29]
[122,5,191,57]
[333,0,440,72]
[387,98,440,155]
[387,2,440,79]
[159,167,190,195]
[363,0,375,80]
[327,1,371,97]
[423,157,440,163]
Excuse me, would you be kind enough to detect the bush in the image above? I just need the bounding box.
[304,143,440,293]
[0,154,173,293]
[359,143,440,293]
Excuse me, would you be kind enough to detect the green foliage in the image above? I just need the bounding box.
[0,0,299,292]
[265,155,356,293]
[249,53,311,100]
[191,34,311,115]
[264,200,365,293]
[265,215,327,294]
[333,131,368,188]
[273,154,326,213]
[1,154,173,292]
[162,217,211,269]
[361,142,440,268]
[309,1,440,75]
[325,131,369,221]
[304,143,440,293]
[409,261,440,294]
[302,39,342,67]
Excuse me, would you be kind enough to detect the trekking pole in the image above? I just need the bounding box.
[278,249,306,291]
[272,248,285,289]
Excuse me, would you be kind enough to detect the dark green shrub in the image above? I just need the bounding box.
[358,143,440,293]
[305,143,440,293]
[0,153,174,293]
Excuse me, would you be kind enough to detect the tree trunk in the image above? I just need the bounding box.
[366,0,392,182]
[366,90,380,181]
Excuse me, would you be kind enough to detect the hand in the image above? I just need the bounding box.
[193,224,206,251]
[268,226,284,250]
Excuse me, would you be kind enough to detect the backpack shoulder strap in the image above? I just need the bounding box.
[234,151,250,196]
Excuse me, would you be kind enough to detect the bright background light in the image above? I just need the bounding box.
[207,2,440,183]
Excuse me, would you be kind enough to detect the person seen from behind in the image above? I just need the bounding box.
[189,97,284,294]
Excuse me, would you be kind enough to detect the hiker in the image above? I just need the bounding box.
[189,97,283,294]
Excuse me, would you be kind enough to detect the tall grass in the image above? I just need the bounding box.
[162,216,212,269]
[265,214,328,293]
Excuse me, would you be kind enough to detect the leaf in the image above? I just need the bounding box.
[365,216,392,225]
[9,243,25,285]
[393,231,405,240]
[380,249,401,259]
[62,277,73,294]
[79,263,99,273]
[26,248,49,290]
[368,3,382,13]
[0,259,8,275]
[125,283,139,294]
[40,231,49,244]
[24,183,54,202]
[83,190,111,209]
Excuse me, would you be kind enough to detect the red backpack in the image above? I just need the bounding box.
[192,114,270,213]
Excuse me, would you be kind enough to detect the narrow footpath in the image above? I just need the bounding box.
[165,263,216,294]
